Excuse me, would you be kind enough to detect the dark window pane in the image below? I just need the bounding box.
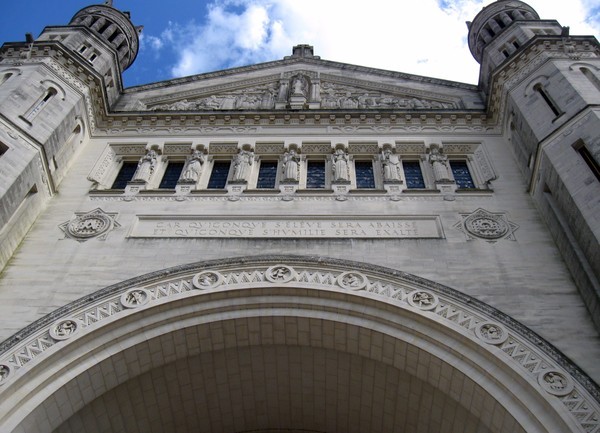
[111,162,137,189]
[450,161,475,189]
[207,161,230,189]
[355,161,375,188]
[403,161,425,188]
[257,161,278,188]
[159,162,185,189]
[577,145,600,182]
[306,160,325,188]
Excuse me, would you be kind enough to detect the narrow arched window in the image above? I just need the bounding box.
[533,83,561,117]
[581,67,600,93]
[0,72,13,86]
[23,87,58,122]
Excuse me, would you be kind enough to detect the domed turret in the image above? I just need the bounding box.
[468,0,539,64]
[69,3,141,71]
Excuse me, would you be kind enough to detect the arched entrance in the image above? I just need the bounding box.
[0,256,598,432]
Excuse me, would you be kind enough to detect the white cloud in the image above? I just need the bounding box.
[149,0,600,84]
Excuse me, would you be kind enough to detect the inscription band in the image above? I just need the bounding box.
[130,215,444,239]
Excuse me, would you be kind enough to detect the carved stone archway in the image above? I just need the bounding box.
[0,256,598,433]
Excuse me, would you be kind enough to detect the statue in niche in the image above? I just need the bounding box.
[132,150,157,182]
[180,150,205,182]
[282,150,300,181]
[291,76,306,97]
[382,149,401,181]
[332,149,349,182]
[232,150,254,181]
[429,146,451,182]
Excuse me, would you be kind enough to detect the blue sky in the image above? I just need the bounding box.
[1,0,598,88]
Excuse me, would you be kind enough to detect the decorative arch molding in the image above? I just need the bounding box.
[0,255,598,433]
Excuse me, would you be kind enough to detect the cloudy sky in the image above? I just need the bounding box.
[1,0,598,87]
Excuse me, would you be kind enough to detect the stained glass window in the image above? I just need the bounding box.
[403,161,425,188]
[306,160,326,188]
[256,161,278,188]
[450,161,475,189]
[111,162,137,189]
[159,162,185,189]
[355,161,375,189]
[207,161,230,189]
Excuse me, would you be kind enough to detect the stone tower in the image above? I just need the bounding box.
[0,2,140,270]
[469,0,600,328]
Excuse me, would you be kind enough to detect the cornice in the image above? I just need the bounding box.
[123,56,479,94]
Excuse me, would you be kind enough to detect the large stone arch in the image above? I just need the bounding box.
[0,255,598,433]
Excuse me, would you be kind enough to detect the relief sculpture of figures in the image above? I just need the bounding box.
[180,150,205,182]
[292,77,304,96]
[332,149,349,182]
[282,150,300,181]
[232,150,254,182]
[132,150,157,182]
[429,146,451,182]
[382,149,401,181]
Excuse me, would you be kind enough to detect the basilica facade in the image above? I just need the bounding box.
[0,1,599,432]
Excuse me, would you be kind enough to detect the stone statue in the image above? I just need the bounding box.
[332,149,349,182]
[292,77,304,96]
[180,150,205,182]
[132,150,157,182]
[232,150,254,182]
[429,146,451,182]
[282,150,300,181]
[382,149,401,181]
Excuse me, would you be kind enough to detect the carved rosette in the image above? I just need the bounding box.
[538,370,574,396]
[408,290,438,311]
[59,208,120,242]
[454,208,518,242]
[192,271,224,289]
[49,319,81,341]
[0,364,10,385]
[120,289,151,308]
[265,265,296,283]
[475,322,509,345]
[336,272,367,291]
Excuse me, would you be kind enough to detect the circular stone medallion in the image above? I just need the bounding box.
[0,364,10,385]
[464,213,509,240]
[120,288,151,308]
[408,290,439,311]
[49,318,80,341]
[475,322,509,345]
[336,272,367,291]
[265,265,296,283]
[538,370,574,396]
[192,271,224,290]
[67,214,112,239]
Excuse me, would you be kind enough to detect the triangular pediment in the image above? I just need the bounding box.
[118,57,480,112]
